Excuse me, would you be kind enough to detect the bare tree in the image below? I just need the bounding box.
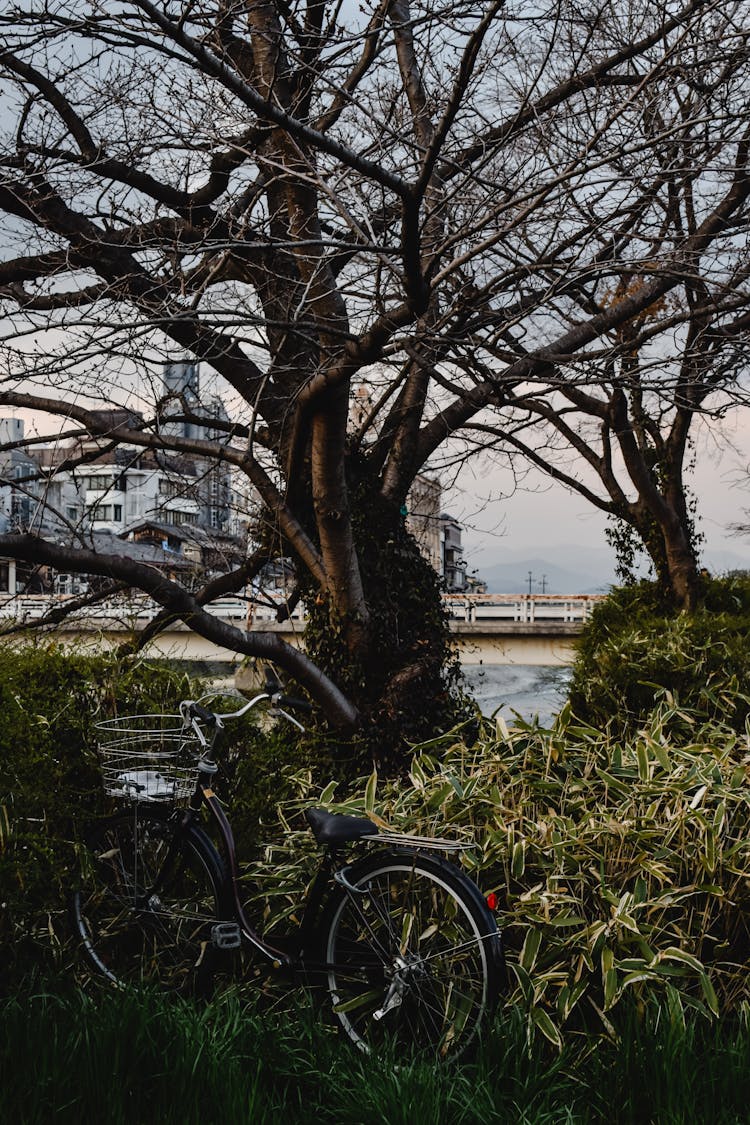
[439,13,750,610]
[1,0,749,741]
[462,272,750,610]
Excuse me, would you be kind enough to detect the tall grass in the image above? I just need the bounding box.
[3,985,750,1124]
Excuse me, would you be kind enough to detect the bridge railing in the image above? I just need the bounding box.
[0,593,255,626]
[0,591,606,629]
[444,593,605,624]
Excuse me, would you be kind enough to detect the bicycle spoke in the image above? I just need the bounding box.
[324,854,497,1059]
[73,809,223,989]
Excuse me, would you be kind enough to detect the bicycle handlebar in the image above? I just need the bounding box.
[181,689,312,732]
[186,702,219,725]
[274,694,313,714]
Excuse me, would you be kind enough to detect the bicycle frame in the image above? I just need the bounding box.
[197,785,284,966]
[170,763,335,974]
[143,690,338,972]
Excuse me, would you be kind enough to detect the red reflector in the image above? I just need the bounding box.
[486,892,498,911]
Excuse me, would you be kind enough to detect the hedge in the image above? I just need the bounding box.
[568,576,750,735]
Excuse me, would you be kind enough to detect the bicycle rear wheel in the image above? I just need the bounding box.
[71,806,228,992]
[320,849,502,1059]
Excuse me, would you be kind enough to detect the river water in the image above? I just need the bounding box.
[461,664,572,727]
[200,659,572,728]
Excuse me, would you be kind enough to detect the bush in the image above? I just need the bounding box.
[246,705,750,1045]
[0,644,334,985]
[219,725,346,861]
[568,577,750,735]
[0,645,212,987]
[11,625,750,1049]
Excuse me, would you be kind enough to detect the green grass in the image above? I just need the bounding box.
[3,984,750,1124]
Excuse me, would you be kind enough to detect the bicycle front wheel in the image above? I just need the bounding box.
[320,849,501,1059]
[71,806,228,992]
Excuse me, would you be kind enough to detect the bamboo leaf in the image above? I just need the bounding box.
[659,948,705,974]
[332,990,382,1014]
[318,781,338,805]
[650,740,671,771]
[604,968,618,1010]
[701,973,720,1017]
[511,840,526,879]
[364,770,377,813]
[520,928,542,973]
[690,785,708,810]
[531,1008,563,1050]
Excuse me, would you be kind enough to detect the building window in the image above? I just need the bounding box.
[79,475,106,492]
[78,473,125,493]
[164,509,198,526]
[88,503,123,522]
[159,478,190,499]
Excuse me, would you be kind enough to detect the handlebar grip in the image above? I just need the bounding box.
[189,702,218,725]
[277,694,313,714]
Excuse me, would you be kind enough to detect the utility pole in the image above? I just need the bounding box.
[527,570,533,595]
[540,574,547,594]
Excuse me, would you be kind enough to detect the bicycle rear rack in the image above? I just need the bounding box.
[362,831,466,852]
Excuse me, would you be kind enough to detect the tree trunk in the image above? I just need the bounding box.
[659,518,700,612]
[300,463,467,773]
[631,503,700,612]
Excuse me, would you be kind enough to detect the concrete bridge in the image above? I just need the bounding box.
[443,593,602,664]
[0,592,605,666]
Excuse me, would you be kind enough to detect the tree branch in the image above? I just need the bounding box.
[0,533,358,729]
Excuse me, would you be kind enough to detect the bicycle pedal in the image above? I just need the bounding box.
[211,922,242,950]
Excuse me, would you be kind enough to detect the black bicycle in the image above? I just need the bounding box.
[71,681,504,1058]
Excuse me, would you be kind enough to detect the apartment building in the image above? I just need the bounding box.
[0,364,239,593]
[405,474,442,575]
[0,365,480,596]
[406,475,476,593]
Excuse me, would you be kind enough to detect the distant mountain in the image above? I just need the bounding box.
[474,542,750,595]
[478,556,614,595]
[702,546,750,574]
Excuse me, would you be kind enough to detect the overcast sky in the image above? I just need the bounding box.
[450,405,750,577]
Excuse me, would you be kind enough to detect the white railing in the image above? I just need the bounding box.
[0,593,253,626]
[248,600,306,624]
[443,593,605,624]
[0,591,605,630]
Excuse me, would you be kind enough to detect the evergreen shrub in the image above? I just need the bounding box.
[0,646,209,985]
[568,577,750,735]
[0,645,304,985]
[247,706,750,1044]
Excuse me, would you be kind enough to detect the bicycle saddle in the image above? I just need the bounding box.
[304,807,379,845]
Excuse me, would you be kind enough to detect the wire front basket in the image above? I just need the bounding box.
[95,714,203,803]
